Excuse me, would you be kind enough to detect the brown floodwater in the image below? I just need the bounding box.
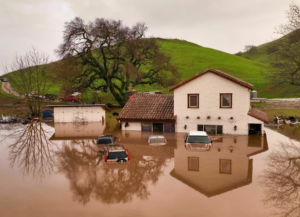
[0,121,299,217]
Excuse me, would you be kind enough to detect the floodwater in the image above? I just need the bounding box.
[0,121,299,217]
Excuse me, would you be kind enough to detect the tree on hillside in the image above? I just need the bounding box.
[244,45,257,53]
[56,17,180,106]
[5,48,51,117]
[267,2,300,95]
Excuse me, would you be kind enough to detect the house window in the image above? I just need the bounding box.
[188,94,199,108]
[220,93,232,108]
[188,157,199,171]
[141,123,152,131]
[219,159,232,174]
[198,125,223,134]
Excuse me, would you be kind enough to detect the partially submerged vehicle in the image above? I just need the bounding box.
[148,135,167,146]
[96,135,117,145]
[185,131,213,151]
[99,145,130,163]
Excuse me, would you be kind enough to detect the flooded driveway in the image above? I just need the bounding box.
[0,122,299,217]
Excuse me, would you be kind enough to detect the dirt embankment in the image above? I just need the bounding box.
[1,82,21,97]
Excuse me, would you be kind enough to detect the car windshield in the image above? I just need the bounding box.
[107,152,127,159]
[149,138,166,143]
[187,136,210,143]
[97,138,113,144]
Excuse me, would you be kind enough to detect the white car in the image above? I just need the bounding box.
[185,131,212,151]
[148,135,167,146]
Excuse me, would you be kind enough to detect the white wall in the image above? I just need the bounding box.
[54,106,106,123]
[174,72,253,134]
[121,122,141,131]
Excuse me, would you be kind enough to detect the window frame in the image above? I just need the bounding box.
[188,157,199,171]
[219,159,232,174]
[197,125,223,135]
[220,93,233,108]
[188,94,199,108]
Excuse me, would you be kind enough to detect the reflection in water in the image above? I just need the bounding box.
[2,122,56,181]
[171,135,268,197]
[260,142,300,217]
[56,140,170,205]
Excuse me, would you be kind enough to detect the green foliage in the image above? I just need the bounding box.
[7,38,294,101]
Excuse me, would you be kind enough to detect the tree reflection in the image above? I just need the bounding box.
[260,142,300,217]
[2,122,56,181]
[56,141,168,205]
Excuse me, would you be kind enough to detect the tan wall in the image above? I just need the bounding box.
[54,106,106,123]
[174,72,262,134]
[54,122,106,138]
[172,134,265,196]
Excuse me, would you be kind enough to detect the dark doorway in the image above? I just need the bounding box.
[248,124,262,135]
[153,123,163,132]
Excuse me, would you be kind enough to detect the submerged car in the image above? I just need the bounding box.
[185,131,212,151]
[148,135,167,146]
[99,145,130,163]
[96,135,117,145]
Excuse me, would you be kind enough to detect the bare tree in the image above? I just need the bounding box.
[5,48,51,117]
[0,122,56,182]
[267,2,300,95]
[56,17,180,106]
[260,142,300,217]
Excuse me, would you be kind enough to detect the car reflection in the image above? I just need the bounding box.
[171,134,268,197]
[260,141,300,217]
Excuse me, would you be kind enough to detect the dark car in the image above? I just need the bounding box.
[96,135,117,145]
[45,94,57,101]
[99,145,130,163]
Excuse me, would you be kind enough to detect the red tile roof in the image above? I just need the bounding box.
[117,94,175,121]
[248,107,269,124]
[169,68,254,91]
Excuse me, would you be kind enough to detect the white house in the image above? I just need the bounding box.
[117,69,268,135]
[47,104,108,123]
[169,68,268,135]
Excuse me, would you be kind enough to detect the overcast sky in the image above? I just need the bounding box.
[0,0,297,75]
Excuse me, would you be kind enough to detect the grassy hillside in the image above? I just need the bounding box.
[6,38,285,102]
[152,39,272,97]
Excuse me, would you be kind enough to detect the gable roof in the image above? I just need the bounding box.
[248,107,269,124]
[117,94,175,121]
[169,68,254,91]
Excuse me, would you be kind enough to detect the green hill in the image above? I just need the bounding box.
[6,38,285,103]
[154,38,270,97]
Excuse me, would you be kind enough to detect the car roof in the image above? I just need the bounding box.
[106,145,125,152]
[148,135,166,139]
[188,131,208,136]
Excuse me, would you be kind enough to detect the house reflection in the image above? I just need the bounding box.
[171,134,268,197]
[49,122,107,140]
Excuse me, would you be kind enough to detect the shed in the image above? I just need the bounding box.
[47,104,109,123]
